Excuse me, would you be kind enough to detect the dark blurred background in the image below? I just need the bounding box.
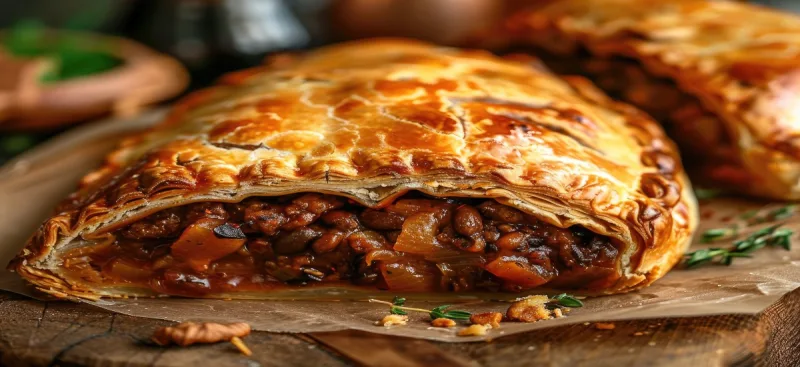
[0,0,795,163]
[0,0,536,88]
[0,0,795,89]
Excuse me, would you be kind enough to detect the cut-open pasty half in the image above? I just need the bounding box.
[10,39,697,300]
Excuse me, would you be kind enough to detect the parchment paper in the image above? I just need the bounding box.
[1,110,798,342]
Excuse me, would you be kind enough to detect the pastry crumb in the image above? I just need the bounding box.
[431,318,456,328]
[506,296,551,322]
[376,314,408,327]
[470,312,503,328]
[552,308,564,318]
[594,322,615,330]
[151,322,252,355]
[458,324,491,336]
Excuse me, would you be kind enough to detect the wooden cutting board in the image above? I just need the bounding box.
[0,289,798,366]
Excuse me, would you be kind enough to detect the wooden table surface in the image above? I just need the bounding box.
[1,290,798,367]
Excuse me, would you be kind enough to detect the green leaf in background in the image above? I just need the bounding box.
[4,19,48,57]
[4,19,122,83]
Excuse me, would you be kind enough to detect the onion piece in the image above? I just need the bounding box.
[364,249,405,265]
[393,212,446,254]
[379,260,438,291]
[485,255,554,288]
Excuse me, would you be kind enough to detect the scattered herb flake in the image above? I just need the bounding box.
[551,293,584,308]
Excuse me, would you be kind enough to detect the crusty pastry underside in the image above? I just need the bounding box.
[10,39,696,300]
[503,0,800,199]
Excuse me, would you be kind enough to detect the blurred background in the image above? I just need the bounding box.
[0,0,796,163]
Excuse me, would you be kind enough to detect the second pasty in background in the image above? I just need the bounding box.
[504,0,800,199]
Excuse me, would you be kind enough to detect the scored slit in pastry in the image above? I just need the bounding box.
[502,0,800,199]
[9,39,696,300]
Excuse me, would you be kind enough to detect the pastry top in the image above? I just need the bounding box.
[505,0,800,199]
[12,39,695,296]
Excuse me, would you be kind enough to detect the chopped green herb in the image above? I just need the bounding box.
[551,293,584,308]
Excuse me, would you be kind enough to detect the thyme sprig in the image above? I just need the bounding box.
[686,224,793,268]
[369,299,472,320]
[740,205,796,225]
[430,306,472,321]
[371,294,584,320]
[688,204,796,268]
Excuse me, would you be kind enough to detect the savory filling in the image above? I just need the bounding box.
[62,193,622,296]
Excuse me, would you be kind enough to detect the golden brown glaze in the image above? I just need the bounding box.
[10,39,696,299]
[503,0,800,199]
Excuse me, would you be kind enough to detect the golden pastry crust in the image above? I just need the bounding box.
[503,0,800,199]
[9,39,696,299]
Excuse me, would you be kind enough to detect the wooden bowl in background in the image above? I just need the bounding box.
[0,30,188,131]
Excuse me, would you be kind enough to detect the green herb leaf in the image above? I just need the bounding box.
[769,229,794,250]
[392,296,406,306]
[390,296,407,315]
[701,227,736,243]
[429,305,471,321]
[552,293,584,308]
[685,248,719,268]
